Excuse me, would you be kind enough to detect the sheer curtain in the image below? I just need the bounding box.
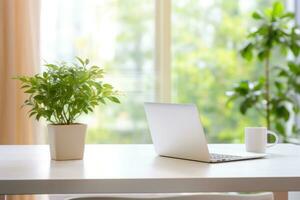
[0,1,40,199]
[0,0,40,145]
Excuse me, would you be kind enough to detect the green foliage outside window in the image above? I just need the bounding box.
[41,0,291,143]
[172,0,283,143]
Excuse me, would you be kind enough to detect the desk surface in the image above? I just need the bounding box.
[0,144,300,194]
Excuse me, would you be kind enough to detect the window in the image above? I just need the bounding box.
[171,0,290,143]
[41,0,154,143]
[41,0,293,144]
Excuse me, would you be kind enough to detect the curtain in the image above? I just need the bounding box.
[0,0,40,198]
[0,0,40,145]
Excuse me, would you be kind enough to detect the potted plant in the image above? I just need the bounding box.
[16,57,120,160]
[227,2,300,141]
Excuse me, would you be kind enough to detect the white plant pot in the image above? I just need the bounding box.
[47,124,87,161]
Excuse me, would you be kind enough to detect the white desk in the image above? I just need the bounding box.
[0,144,299,200]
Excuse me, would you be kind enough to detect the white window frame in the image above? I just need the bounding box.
[155,0,171,103]
[295,0,300,23]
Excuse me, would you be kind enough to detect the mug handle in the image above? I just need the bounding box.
[266,130,279,147]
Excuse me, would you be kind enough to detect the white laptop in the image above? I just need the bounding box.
[144,102,266,163]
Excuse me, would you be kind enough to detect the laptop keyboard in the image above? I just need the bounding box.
[210,153,243,161]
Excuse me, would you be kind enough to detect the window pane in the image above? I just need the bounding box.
[41,0,154,143]
[172,0,285,143]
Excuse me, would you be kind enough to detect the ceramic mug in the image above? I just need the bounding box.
[245,127,279,153]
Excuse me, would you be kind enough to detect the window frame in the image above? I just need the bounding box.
[155,0,171,103]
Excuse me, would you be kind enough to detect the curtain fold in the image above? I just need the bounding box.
[0,1,40,199]
[0,0,40,145]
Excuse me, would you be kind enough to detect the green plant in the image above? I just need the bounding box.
[16,57,120,125]
[227,2,300,140]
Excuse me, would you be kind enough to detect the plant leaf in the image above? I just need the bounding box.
[272,2,284,17]
[252,11,263,20]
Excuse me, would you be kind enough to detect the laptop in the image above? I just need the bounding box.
[144,102,266,163]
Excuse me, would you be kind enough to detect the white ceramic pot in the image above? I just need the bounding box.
[47,124,87,161]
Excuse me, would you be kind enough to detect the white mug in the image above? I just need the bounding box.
[245,127,279,153]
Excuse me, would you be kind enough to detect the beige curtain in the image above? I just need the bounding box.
[0,1,40,199]
[0,0,40,145]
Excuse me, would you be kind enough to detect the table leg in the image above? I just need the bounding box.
[274,192,288,200]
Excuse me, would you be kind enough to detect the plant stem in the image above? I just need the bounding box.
[62,106,69,124]
[265,51,271,130]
